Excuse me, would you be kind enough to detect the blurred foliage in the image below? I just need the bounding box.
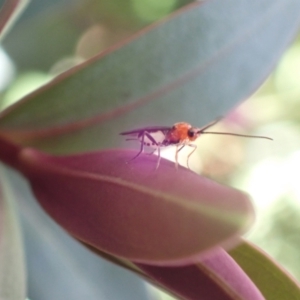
[2,0,192,71]
[192,34,300,283]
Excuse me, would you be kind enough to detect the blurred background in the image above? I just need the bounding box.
[0,0,300,299]
[160,31,300,287]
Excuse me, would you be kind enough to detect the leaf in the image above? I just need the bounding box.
[0,0,29,41]
[81,243,265,300]
[3,0,192,71]
[228,239,300,300]
[138,248,264,300]
[0,0,300,153]
[2,166,149,300]
[13,147,254,265]
[0,165,26,300]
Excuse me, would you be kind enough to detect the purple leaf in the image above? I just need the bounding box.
[77,242,265,299]
[138,248,264,300]
[11,147,255,265]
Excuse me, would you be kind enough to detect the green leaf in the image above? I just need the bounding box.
[228,239,300,300]
[0,0,300,153]
[0,165,26,300]
[3,0,191,71]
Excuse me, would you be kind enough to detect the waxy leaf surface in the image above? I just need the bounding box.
[16,149,254,265]
[0,0,300,153]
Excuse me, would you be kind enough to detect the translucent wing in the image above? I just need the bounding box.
[120,126,171,136]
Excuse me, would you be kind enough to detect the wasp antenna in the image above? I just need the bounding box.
[201,131,273,140]
[198,117,223,132]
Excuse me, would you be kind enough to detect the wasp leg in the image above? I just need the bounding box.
[144,131,159,145]
[174,144,186,169]
[175,144,180,169]
[177,145,185,153]
[186,144,197,169]
[142,132,162,169]
[130,131,160,162]
[144,132,159,157]
[128,132,146,161]
[146,149,156,156]
[143,132,159,165]
[156,145,161,169]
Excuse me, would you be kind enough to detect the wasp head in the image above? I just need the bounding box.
[166,122,204,143]
[187,127,201,141]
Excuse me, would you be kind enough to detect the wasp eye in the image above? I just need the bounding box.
[187,130,194,137]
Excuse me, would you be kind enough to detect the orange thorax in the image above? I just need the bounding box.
[166,122,197,143]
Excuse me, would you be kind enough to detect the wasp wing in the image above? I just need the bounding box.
[120,126,171,136]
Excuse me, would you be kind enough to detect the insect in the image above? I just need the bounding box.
[120,118,272,169]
